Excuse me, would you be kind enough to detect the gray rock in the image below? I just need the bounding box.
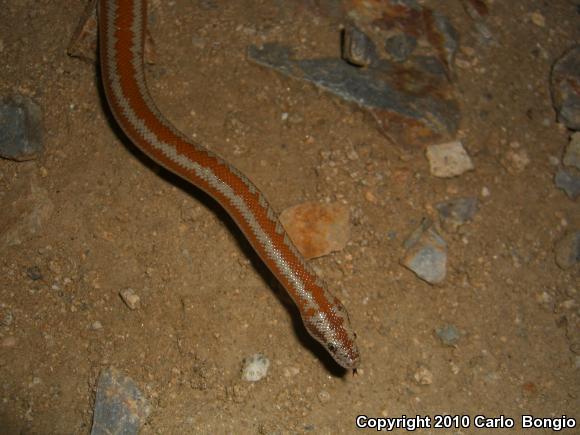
[91,368,150,435]
[248,44,459,145]
[554,230,580,270]
[436,324,461,346]
[0,94,43,161]
[402,219,447,284]
[551,45,580,130]
[436,197,478,232]
[460,0,493,41]
[26,266,43,281]
[342,25,378,67]
[431,12,458,75]
[563,132,580,170]
[555,168,580,199]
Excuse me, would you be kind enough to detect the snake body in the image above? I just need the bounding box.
[98,0,360,369]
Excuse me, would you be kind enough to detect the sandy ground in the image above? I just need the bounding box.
[0,0,578,433]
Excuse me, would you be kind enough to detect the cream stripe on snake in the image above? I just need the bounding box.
[98,0,360,370]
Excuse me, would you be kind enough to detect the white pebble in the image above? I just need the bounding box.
[426,141,474,178]
[413,366,433,385]
[241,353,270,382]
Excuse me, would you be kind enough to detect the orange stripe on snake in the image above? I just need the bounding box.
[98,0,360,370]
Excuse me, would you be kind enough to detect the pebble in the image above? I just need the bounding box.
[26,266,43,281]
[91,320,103,330]
[119,288,140,310]
[436,324,461,346]
[555,169,580,199]
[279,202,350,259]
[342,25,377,67]
[413,366,433,385]
[529,11,546,27]
[426,141,474,178]
[0,94,43,161]
[554,230,580,270]
[435,197,478,232]
[1,309,14,327]
[241,353,270,382]
[481,186,490,197]
[563,132,580,170]
[402,219,447,284]
[91,368,150,435]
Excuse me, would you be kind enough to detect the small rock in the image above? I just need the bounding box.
[551,45,580,130]
[436,324,461,346]
[501,149,530,173]
[0,94,43,161]
[342,25,377,67]
[0,309,14,327]
[413,366,433,385]
[461,0,492,41]
[364,189,379,204]
[119,288,140,310]
[435,197,478,232]
[26,266,43,281]
[241,353,270,382]
[279,202,350,259]
[91,320,103,330]
[402,219,447,284]
[554,230,580,269]
[563,132,580,170]
[91,368,150,435]
[481,186,490,197]
[555,169,580,199]
[426,141,474,178]
[530,11,545,27]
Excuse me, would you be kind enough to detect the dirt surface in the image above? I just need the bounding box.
[1,0,579,433]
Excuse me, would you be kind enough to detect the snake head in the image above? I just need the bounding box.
[303,299,360,370]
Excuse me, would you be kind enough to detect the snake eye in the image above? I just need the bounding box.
[327,343,336,353]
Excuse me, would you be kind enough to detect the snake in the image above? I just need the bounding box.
[97,0,360,370]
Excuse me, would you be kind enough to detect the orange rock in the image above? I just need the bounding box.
[279,202,350,259]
